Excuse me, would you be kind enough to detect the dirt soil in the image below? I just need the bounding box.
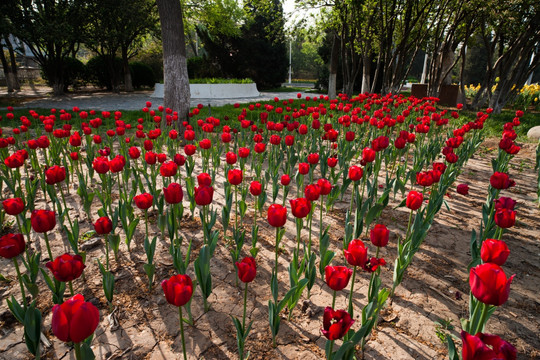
[0,138,539,360]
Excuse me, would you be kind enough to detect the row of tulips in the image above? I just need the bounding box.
[0,97,515,359]
[443,111,525,360]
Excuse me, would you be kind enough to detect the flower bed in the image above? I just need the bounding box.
[0,97,538,360]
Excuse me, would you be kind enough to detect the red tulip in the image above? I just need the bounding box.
[364,257,387,273]
[325,265,352,291]
[199,138,211,149]
[164,183,184,204]
[362,147,376,163]
[457,183,469,195]
[134,193,154,210]
[317,179,332,196]
[238,147,250,158]
[2,198,25,215]
[280,174,291,186]
[307,153,319,164]
[94,217,112,235]
[92,156,110,174]
[31,209,56,233]
[304,184,321,201]
[490,172,515,190]
[145,151,157,165]
[161,274,194,307]
[370,224,390,247]
[52,294,100,343]
[194,185,214,206]
[480,239,510,266]
[128,146,141,159]
[494,197,516,211]
[236,257,257,283]
[226,151,237,165]
[249,181,262,196]
[290,198,312,219]
[267,204,287,227]
[159,161,178,177]
[406,191,423,210]
[197,173,212,186]
[46,253,85,282]
[469,263,514,306]
[461,331,516,360]
[348,166,363,181]
[321,307,355,340]
[0,233,25,259]
[344,239,368,268]
[494,208,515,229]
[109,155,125,173]
[416,171,434,187]
[45,165,67,185]
[4,153,25,168]
[228,169,243,186]
[184,144,196,156]
[298,162,309,175]
[327,157,338,168]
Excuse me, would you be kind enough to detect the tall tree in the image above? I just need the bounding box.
[470,0,540,113]
[157,0,190,123]
[7,0,88,95]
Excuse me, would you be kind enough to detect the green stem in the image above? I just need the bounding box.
[43,232,53,260]
[405,209,414,239]
[275,227,279,275]
[74,342,82,360]
[235,186,238,232]
[327,340,334,360]
[347,266,357,317]
[179,306,187,360]
[332,290,336,309]
[68,280,74,296]
[242,281,248,330]
[477,302,490,334]
[13,257,27,309]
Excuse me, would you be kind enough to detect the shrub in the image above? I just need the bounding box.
[40,57,86,91]
[129,62,155,89]
[86,55,122,90]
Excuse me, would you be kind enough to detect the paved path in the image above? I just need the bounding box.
[16,90,324,111]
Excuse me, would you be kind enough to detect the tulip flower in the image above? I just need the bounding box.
[46,253,85,295]
[348,166,363,182]
[325,265,353,308]
[267,204,287,228]
[94,216,112,235]
[52,294,100,359]
[406,191,423,211]
[163,183,184,204]
[321,307,355,340]
[2,197,25,216]
[162,274,194,360]
[489,172,515,190]
[494,208,515,229]
[1,232,27,306]
[31,209,56,260]
[480,239,510,266]
[457,183,469,195]
[461,331,516,360]
[470,263,514,307]
[321,306,355,359]
[290,198,311,219]
[370,224,390,247]
[233,257,257,359]
[45,165,66,185]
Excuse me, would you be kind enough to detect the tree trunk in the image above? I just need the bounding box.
[6,38,21,91]
[0,44,14,93]
[157,0,190,126]
[361,54,370,93]
[328,32,340,99]
[122,47,133,92]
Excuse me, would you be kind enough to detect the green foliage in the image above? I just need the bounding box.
[86,55,123,90]
[40,57,87,92]
[189,78,253,84]
[129,62,156,88]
